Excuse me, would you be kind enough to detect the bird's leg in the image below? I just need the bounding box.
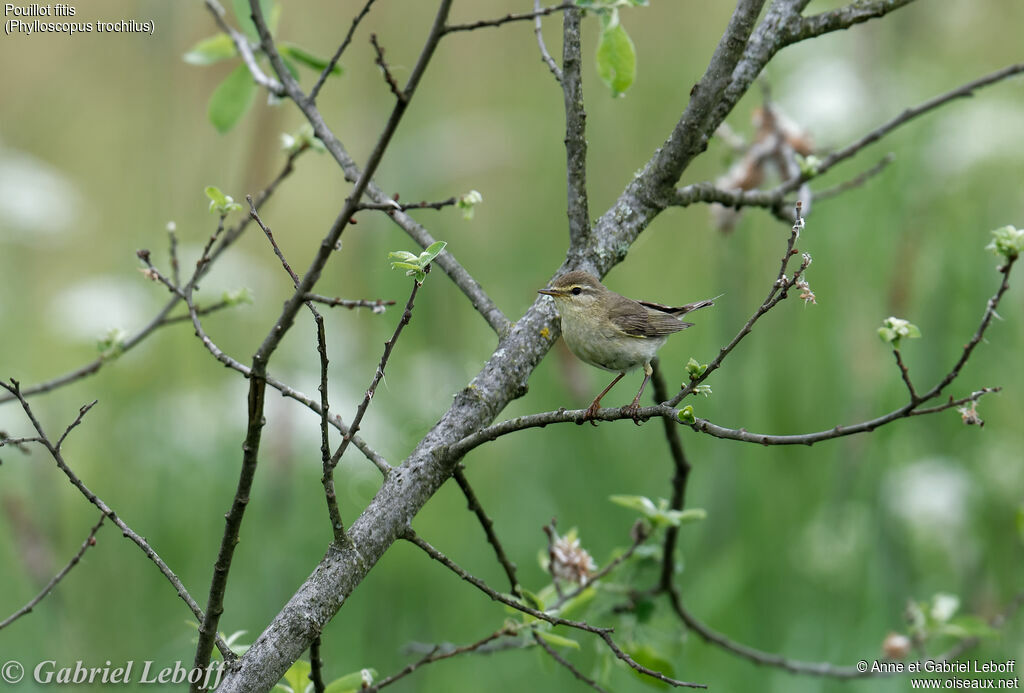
[622,362,653,424]
[582,372,626,425]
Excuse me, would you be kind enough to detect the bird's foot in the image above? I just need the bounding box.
[579,401,602,426]
[621,400,643,425]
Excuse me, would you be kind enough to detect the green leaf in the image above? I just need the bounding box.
[878,317,921,346]
[278,659,310,693]
[208,64,257,133]
[281,42,343,76]
[661,508,707,527]
[419,240,447,263]
[204,185,243,214]
[387,251,419,263]
[323,669,377,693]
[184,33,237,65]
[558,586,596,619]
[232,0,274,40]
[535,630,580,650]
[610,495,659,518]
[678,405,695,425]
[685,357,707,380]
[595,10,636,97]
[521,588,545,610]
[986,225,1024,260]
[389,262,421,272]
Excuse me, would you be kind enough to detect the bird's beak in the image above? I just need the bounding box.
[537,288,560,297]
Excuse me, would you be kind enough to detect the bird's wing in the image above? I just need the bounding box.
[638,296,718,316]
[608,298,692,338]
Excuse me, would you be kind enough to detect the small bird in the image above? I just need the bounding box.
[539,270,715,422]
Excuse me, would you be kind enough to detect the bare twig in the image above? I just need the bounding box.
[892,349,920,402]
[304,294,395,311]
[810,153,893,202]
[533,0,562,83]
[0,381,232,658]
[0,512,105,630]
[0,145,308,407]
[404,531,706,689]
[444,3,574,34]
[666,586,869,677]
[531,630,609,693]
[452,466,521,595]
[651,360,691,591]
[309,636,326,693]
[316,312,347,545]
[367,626,516,692]
[669,203,807,406]
[370,33,406,103]
[309,0,378,101]
[327,273,425,473]
[202,0,285,96]
[673,64,1024,214]
[403,530,610,635]
[356,197,457,212]
[561,5,591,250]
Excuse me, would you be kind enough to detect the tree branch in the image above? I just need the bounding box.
[443,3,573,34]
[452,467,521,595]
[202,0,284,96]
[0,512,105,630]
[309,0,377,102]
[0,382,233,658]
[562,5,590,249]
[367,626,516,692]
[533,0,562,83]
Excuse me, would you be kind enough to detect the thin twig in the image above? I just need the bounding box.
[810,153,893,202]
[405,531,706,689]
[452,466,520,595]
[316,312,347,545]
[309,636,326,693]
[309,0,378,101]
[443,2,574,34]
[0,145,309,407]
[356,197,457,212]
[367,626,515,692]
[403,530,611,635]
[562,5,591,249]
[202,0,284,96]
[669,202,807,406]
[0,512,105,630]
[531,631,609,693]
[651,360,691,591]
[304,294,395,311]
[892,349,919,402]
[0,381,233,659]
[327,272,425,473]
[248,196,347,541]
[370,33,406,103]
[673,64,1024,213]
[666,586,869,677]
[533,0,562,83]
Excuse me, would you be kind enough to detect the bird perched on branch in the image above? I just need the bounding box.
[539,270,715,424]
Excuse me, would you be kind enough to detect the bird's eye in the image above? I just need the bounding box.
[571,287,583,296]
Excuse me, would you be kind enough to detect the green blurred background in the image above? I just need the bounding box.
[1,1,1022,691]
